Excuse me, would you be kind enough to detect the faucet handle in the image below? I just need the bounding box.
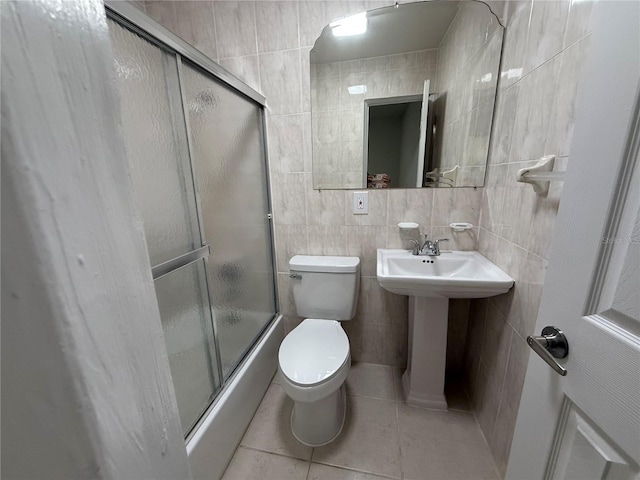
[408,239,420,255]
[434,238,449,254]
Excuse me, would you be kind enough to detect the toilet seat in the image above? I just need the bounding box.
[278,319,349,387]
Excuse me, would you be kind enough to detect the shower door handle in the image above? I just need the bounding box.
[151,244,210,280]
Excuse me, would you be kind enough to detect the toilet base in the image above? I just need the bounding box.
[290,383,346,447]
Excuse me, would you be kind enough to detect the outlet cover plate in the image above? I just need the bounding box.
[353,191,368,214]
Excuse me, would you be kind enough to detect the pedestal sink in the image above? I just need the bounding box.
[377,249,514,409]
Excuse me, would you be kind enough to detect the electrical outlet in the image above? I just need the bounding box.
[353,191,368,214]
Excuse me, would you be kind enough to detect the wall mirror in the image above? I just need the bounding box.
[310,1,504,189]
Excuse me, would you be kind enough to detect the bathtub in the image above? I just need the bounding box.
[186,314,284,479]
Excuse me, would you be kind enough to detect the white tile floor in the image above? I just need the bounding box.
[222,363,499,480]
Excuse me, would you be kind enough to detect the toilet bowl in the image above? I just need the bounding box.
[279,319,351,446]
[278,255,360,446]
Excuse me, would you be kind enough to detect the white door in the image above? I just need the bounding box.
[416,79,430,187]
[507,2,640,479]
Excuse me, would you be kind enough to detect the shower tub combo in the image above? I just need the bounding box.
[106,3,281,478]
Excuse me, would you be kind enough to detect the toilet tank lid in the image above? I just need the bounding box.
[289,255,360,273]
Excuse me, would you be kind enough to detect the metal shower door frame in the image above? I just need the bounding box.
[105,0,280,436]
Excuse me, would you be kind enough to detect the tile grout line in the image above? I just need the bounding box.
[237,444,311,464]
[311,459,400,480]
[394,379,406,480]
[395,402,405,480]
[210,1,220,63]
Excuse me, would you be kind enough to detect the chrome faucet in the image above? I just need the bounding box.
[409,235,449,256]
[408,239,421,255]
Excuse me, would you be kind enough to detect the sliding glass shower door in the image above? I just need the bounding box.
[181,64,276,377]
[107,15,277,437]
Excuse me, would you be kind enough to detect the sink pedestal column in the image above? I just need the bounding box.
[402,296,448,410]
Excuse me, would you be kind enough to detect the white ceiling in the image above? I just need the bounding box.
[310,2,462,64]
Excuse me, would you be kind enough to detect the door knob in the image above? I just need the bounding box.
[527,326,569,376]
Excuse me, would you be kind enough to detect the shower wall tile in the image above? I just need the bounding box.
[356,277,405,326]
[214,1,257,59]
[306,187,345,226]
[276,273,295,317]
[502,0,532,25]
[510,55,562,162]
[343,321,385,365]
[386,225,420,250]
[522,0,570,75]
[259,50,302,115]
[346,226,388,277]
[219,55,260,92]
[564,0,595,48]
[267,114,307,174]
[382,321,408,368]
[271,173,306,225]
[387,187,433,229]
[479,164,507,235]
[498,2,530,89]
[498,162,536,246]
[489,398,519,476]
[145,1,177,33]
[307,225,347,256]
[274,225,308,273]
[255,2,299,54]
[431,188,482,227]
[129,0,146,13]
[545,37,591,158]
[298,1,364,48]
[300,47,312,113]
[501,333,530,414]
[473,358,503,440]
[488,84,519,166]
[527,158,566,259]
[174,1,218,61]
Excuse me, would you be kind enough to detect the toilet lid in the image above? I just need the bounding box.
[279,319,350,386]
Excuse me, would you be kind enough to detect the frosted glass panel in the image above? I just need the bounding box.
[154,260,220,435]
[182,63,277,377]
[108,20,200,266]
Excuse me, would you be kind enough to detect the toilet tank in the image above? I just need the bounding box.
[289,255,360,320]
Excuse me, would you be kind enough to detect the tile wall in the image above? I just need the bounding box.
[140,0,481,372]
[434,2,502,186]
[463,0,594,475]
[136,0,594,476]
[311,49,438,189]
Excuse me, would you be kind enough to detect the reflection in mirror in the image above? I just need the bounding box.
[310,1,504,189]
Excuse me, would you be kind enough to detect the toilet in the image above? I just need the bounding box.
[278,255,360,447]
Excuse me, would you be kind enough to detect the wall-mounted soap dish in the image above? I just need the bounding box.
[398,222,419,231]
[449,222,473,232]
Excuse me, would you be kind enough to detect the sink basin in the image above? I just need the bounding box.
[377,249,514,298]
[376,249,514,410]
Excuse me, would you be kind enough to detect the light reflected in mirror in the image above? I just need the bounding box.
[310,1,504,189]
